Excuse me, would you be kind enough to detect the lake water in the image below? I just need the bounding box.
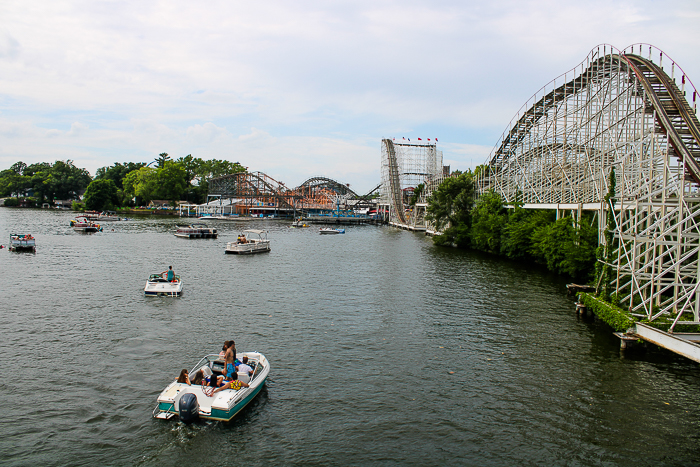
[1,208,699,466]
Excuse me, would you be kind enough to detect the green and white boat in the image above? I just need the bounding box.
[153,352,270,422]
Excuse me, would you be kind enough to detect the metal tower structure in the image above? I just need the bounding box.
[380,139,443,227]
[476,43,700,326]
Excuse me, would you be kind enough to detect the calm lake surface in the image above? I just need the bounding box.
[1,208,699,466]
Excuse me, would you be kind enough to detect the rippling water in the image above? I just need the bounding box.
[1,208,700,466]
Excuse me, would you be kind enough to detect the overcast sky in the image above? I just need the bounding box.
[1,0,699,193]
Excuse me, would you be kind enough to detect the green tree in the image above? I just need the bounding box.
[123,166,158,204]
[44,160,92,200]
[470,190,508,253]
[95,162,146,189]
[501,209,554,259]
[530,215,597,280]
[426,172,475,246]
[155,152,170,169]
[83,179,119,211]
[409,183,424,206]
[155,161,187,201]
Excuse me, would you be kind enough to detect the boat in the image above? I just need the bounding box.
[291,218,309,228]
[144,273,183,296]
[85,211,122,221]
[70,217,102,233]
[319,228,345,234]
[9,234,36,252]
[174,223,218,238]
[153,352,270,422]
[225,229,271,254]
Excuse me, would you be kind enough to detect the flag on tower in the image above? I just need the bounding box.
[435,138,438,142]
[417,138,422,141]
[428,138,430,141]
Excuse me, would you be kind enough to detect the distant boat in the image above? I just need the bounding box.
[174,223,218,238]
[71,217,102,233]
[319,228,345,235]
[9,234,36,252]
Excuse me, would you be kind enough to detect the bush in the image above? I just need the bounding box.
[72,201,85,211]
[3,197,18,207]
[579,292,636,331]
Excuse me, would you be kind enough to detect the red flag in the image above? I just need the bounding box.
[417,138,422,141]
[427,138,430,141]
[435,138,438,142]
[402,137,405,140]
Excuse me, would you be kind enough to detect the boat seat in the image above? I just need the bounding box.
[237,372,250,384]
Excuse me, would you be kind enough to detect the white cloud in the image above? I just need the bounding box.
[0,0,699,190]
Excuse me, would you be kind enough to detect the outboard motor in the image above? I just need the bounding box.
[178,393,199,423]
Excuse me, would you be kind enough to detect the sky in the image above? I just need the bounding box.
[1,0,699,193]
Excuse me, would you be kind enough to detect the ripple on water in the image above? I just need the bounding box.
[1,211,700,465]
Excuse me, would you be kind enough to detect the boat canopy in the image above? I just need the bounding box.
[242,229,266,234]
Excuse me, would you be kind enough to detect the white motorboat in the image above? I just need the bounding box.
[153,352,270,422]
[319,228,345,235]
[225,229,271,254]
[144,273,183,297]
[174,223,218,238]
[9,234,36,252]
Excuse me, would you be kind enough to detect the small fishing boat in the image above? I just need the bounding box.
[144,273,183,297]
[319,228,345,235]
[9,234,36,252]
[291,218,309,228]
[70,217,102,233]
[174,223,218,238]
[225,229,270,254]
[153,352,270,422]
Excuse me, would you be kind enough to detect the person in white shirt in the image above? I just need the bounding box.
[236,356,253,375]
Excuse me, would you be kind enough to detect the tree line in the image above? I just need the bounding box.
[0,153,245,211]
[425,170,598,280]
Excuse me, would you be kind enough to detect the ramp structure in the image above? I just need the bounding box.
[380,139,443,229]
[477,44,700,325]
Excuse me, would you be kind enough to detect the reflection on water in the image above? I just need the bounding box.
[1,208,699,466]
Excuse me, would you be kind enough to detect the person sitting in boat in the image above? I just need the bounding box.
[236,356,253,376]
[191,369,205,386]
[177,369,190,385]
[162,266,175,282]
[212,372,249,395]
[238,235,247,244]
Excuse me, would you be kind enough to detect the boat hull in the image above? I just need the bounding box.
[9,235,36,252]
[225,242,270,254]
[144,280,183,297]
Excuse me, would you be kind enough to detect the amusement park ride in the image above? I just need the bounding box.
[206,171,379,218]
[474,43,700,334]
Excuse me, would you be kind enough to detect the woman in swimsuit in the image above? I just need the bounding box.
[177,369,190,385]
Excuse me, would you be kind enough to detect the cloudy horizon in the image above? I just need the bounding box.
[2,0,699,193]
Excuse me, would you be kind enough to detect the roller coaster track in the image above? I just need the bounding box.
[624,54,700,184]
[382,138,407,224]
[209,172,379,214]
[476,44,700,324]
[296,177,359,198]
